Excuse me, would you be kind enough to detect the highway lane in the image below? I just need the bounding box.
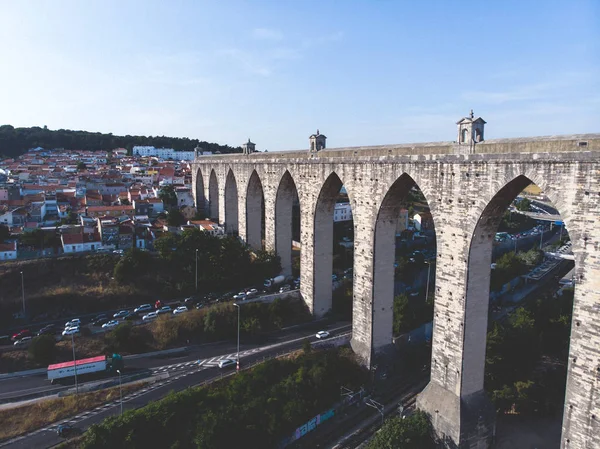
[0,326,352,449]
[0,321,351,401]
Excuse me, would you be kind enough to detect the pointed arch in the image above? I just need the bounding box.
[208,169,219,222]
[463,174,568,398]
[311,171,348,316]
[275,170,299,276]
[246,170,265,249]
[224,168,238,235]
[372,173,437,353]
[195,168,206,217]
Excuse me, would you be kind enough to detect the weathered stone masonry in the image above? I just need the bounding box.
[192,131,600,449]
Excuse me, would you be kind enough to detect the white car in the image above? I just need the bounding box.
[218,359,236,369]
[315,331,330,339]
[173,306,188,316]
[14,336,33,346]
[62,327,80,337]
[102,320,119,329]
[233,292,246,300]
[65,319,81,328]
[142,311,158,321]
[134,304,153,314]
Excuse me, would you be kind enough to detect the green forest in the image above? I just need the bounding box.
[0,125,241,158]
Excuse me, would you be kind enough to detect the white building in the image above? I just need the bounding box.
[334,202,353,222]
[61,233,102,253]
[132,146,195,161]
[0,241,17,260]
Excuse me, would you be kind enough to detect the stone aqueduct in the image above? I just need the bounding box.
[191,120,600,448]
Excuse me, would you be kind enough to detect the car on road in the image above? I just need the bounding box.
[113,249,124,255]
[102,320,120,329]
[13,336,33,346]
[65,319,81,328]
[62,327,80,337]
[157,305,172,315]
[173,306,188,316]
[11,329,32,341]
[37,324,56,336]
[315,330,330,339]
[142,311,158,321]
[113,310,129,319]
[91,314,108,324]
[218,359,236,369]
[57,424,81,438]
[279,285,291,293]
[134,304,153,314]
[92,317,109,327]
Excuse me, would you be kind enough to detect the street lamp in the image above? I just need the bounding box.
[117,369,123,416]
[233,303,240,372]
[195,249,198,292]
[71,333,79,405]
[424,261,432,302]
[20,271,25,317]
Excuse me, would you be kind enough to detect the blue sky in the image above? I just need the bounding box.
[1,0,598,150]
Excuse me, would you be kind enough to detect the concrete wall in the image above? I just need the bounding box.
[191,135,600,449]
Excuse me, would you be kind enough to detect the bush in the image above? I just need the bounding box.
[104,323,149,354]
[28,335,57,365]
[79,348,367,449]
[367,411,435,449]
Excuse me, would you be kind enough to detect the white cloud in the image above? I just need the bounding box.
[252,28,283,40]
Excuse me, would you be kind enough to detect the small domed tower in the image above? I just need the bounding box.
[456,110,486,146]
[309,129,327,153]
[242,138,256,155]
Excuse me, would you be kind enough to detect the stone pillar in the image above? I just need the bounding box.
[416,208,495,448]
[560,192,600,448]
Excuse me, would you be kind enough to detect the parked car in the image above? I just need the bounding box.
[134,304,153,314]
[279,285,291,293]
[113,310,129,319]
[113,249,124,255]
[14,336,33,346]
[11,329,31,341]
[173,306,188,316]
[124,312,137,321]
[102,320,119,329]
[233,292,246,300]
[62,327,80,337]
[65,319,81,328]
[91,314,107,323]
[218,359,236,369]
[36,325,56,336]
[142,311,158,321]
[315,330,330,339]
[157,306,172,315]
[92,317,109,327]
[195,303,205,310]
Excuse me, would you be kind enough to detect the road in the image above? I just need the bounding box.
[0,321,350,402]
[0,321,351,448]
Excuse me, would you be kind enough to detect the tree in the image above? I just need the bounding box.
[28,335,57,365]
[76,161,87,171]
[158,185,178,210]
[167,209,185,227]
[0,224,9,242]
[114,248,154,283]
[367,411,435,449]
[516,198,532,212]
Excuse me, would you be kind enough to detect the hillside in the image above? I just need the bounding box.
[0,125,242,158]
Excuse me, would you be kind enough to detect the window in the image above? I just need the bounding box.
[72,246,76,251]
[461,128,469,143]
